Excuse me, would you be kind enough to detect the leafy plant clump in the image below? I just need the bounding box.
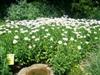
[0,20,100,75]
[86,47,100,75]
[0,45,12,75]
[7,1,63,20]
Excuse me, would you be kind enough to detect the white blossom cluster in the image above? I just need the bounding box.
[5,16,100,28]
[0,16,99,51]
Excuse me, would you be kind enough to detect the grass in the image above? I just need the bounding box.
[85,46,100,75]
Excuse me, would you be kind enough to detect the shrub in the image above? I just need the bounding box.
[6,1,63,20]
[0,0,100,19]
[45,0,100,19]
[90,7,100,20]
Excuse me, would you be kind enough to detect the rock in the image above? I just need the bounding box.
[17,64,54,75]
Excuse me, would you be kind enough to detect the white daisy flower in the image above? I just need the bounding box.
[10,26,14,29]
[14,35,19,39]
[87,34,90,36]
[28,45,32,49]
[99,28,100,31]
[0,31,3,35]
[15,25,19,28]
[74,40,77,42]
[46,33,51,36]
[33,44,36,48]
[79,36,83,38]
[85,41,89,44]
[57,27,60,29]
[77,46,82,50]
[64,43,67,46]
[51,27,54,30]
[64,31,67,34]
[13,39,18,44]
[83,35,86,38]
[32,36,35,39]
[35,38,40,41]
[11,21,14,25]
[70,37,74,41]
[94,32,97,34]
[6,24,10,27]
[45,29,49,32]
[58,40,62,44]
[50,46,53,48]
[50,37,53,41]
[41,26,45,29]
[62,37,68,41]
[95,37,98,39]
[61,33,65,36]
[35,29,39,32]
[8,30,11,33]
[62,29,65,31]
[52,25,55,27]
[44,36,48,38]
[20,28,24,31]
[24,37,30,41]
[20,30,28,33]
[15,30,18,33]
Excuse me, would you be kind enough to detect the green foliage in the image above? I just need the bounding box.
[0,0,100,19]
[0,22,100,75]
[68,64,85,75]
[72,0,100,19]
[90,7,100,20]
[87,46,100,75]
[0,20,5,26]
[43,0,100,19]
[7,1,63,20]
[0,43,12,75]
[71,0,99,18]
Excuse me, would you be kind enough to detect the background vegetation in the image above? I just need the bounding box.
[0,0,100,75]
[7,1,63,20]
[0,0,100,20]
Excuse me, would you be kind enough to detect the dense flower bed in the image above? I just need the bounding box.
[6,17,100,27]
[0,17,100,75]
